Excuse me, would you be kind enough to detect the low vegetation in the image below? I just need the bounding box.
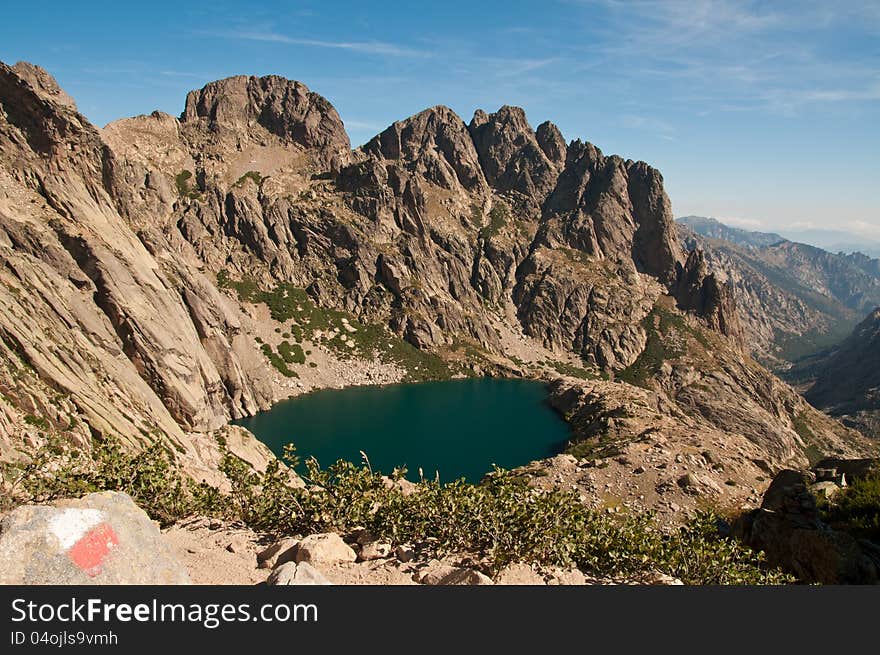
[618,300,708,387]
[1,436,793,584]
[478,204,509,240]
[260,343,298,377]
[818,473,880,542]
[217,272,457,382]
[175,170,201,200]
[234,171,263,188]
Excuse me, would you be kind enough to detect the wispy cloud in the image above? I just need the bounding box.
[477,56,562,77]
[571,0,880,115]
[620,114,676,140]
[205,29,431,58]
[159,70,217,79]
[342,118,383,132]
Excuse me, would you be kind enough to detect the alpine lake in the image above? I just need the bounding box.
[234,378,571,483]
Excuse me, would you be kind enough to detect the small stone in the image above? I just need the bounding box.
[809,481,841,499]
[395,545,415,563]
[267,561,331,586]
[495,563,546,585]
[546,567,589,585]
[294,533,356,566]
[359,541,393,561]
[257,537,300,569]
[437,568,494,585]
[415,563,459,585]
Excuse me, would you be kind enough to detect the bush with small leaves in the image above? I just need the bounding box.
[1,438,794,584]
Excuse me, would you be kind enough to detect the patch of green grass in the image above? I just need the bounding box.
[23,414,49,430]
[818,473,880,543]
[234,171,263,187]
[469,203,483,227]
[217,275,456,382]
[561,248,593,266]
[547,359,603,380]
[617,300,707,387]
[791,412,824,465]
[175,170,201,200]
[216,270,261,302]
[261,344,299,378]
[478,204,509,240]
[278,341,306,365]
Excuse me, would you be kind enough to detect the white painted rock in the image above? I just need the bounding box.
[0,492,190,584]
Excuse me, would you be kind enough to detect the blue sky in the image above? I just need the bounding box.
[2,1,878,237]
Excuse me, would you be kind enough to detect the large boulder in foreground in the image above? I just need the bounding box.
[0,492,190,584]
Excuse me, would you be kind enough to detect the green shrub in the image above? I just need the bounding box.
[0,436,225,525]
[478,204,508,240]
[234,171,263,187]
[819,473,880,542]
[1,437,794,584]
[23,414,50,430]
[175,170,201,200]
[278,341,306,365]
[261,344,298,377]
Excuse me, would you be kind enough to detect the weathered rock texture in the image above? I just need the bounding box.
[0,60,874,520]
[0,491,190,584]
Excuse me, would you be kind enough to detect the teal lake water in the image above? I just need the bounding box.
[233,378,570,483]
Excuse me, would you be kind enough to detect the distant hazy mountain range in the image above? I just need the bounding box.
[677,216,880,370]
[678,215,880,259]
[678,216,786,249]
[678,215,880,438]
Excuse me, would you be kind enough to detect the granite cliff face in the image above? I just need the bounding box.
[0,61,873,513]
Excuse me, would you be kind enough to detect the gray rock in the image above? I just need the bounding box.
[414,562,459,585]
[394,545,415,563]
[358,541,392,561]
[0,492,190,584]
[437,568,494,586]
[809,481,842,499]
[267,561,331,586]
[495,563,546,585]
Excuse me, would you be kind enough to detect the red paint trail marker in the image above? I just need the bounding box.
[48,509,119,577]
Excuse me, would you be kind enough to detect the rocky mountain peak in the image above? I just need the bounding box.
[535,121,567,167]
[181,74,350,168]
[10,61,77,111]
[672,249,744,345]
[467,105,560,202]
[360,105,486,192]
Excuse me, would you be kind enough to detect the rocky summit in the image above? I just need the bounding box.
[0,61,877,583]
